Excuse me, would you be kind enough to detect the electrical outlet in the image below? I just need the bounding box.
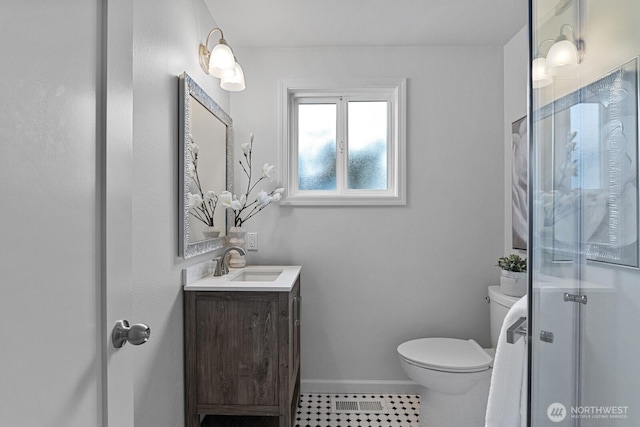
[246,232,258,250]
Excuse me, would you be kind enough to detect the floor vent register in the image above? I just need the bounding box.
[330,397,389,414]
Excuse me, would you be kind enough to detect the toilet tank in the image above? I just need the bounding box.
[488,286,521,348]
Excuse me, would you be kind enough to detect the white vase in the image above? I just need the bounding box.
[227,226,247,268]
[500,271,527,297]
[202,227,220,239]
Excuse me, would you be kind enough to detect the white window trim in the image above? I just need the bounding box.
[278,78,406,206]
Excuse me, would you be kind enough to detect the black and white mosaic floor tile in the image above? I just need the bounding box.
[295,393,420,427]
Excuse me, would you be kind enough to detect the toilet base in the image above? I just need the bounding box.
[419,375,490,427]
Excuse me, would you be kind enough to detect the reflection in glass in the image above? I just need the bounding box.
[347,101,388,190]
[188,97,227,240]
[530,1,640,422]
[298,104,337,190]
[569,103,601,190]
[536,59,638,267]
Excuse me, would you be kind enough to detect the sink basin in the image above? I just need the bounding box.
[229,269,283,282]
[183,265,301,292]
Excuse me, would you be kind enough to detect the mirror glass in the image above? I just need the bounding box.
[179,73,233,259]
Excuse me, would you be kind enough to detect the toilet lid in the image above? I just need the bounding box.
[397,338,493,373]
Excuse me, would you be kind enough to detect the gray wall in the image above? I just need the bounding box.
[228,46,506,391]
[131,0,229,425]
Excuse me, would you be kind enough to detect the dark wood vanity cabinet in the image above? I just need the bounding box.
[184,278,301,427]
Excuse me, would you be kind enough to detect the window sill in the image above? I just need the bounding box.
[280,192,406,206]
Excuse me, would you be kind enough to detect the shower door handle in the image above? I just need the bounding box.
[564,293,588,305]
[540,330,554,343]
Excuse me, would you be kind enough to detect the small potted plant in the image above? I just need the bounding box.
[497,254,527,297]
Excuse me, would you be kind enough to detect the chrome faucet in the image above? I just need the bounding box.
[213,246,247,276]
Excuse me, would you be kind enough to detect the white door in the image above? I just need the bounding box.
[0,1,136,426]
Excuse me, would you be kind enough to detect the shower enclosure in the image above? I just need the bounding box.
[530,0,640,425]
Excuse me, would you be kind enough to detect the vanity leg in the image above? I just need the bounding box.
[184,291,199,427]
[185,413,199,427]
[278,413,291,427]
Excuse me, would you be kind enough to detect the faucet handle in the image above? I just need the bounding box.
[213,257,224,276]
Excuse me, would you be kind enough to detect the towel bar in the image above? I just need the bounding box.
[506,316,527,344]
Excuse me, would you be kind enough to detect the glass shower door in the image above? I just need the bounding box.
[530,0,640,425]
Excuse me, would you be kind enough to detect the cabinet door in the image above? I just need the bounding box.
[288,279,301,392]
[195,293,279,406]
[293,280,301,373]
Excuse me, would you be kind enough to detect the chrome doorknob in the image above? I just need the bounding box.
[112,320,151,348]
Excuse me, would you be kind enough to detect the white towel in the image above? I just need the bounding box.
[485,295,528,427]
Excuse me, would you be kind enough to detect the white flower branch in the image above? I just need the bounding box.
[220,133,284,227]
[187,135,219,227]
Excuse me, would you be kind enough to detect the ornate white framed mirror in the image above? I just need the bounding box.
[179,72,234,259]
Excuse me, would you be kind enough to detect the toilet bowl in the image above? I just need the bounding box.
[397,286,519,427]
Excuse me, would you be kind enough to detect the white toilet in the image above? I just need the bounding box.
[397,286,519,427]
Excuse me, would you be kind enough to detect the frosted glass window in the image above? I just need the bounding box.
[569,103,602,190]
[347,101,388,189]
[280,79,406,205]
[298,104,337,190]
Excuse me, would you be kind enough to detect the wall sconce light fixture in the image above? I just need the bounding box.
[532,39,555,89]
[546,24,585,75]
[532,24,585,89]
[199,27,246,91]
[220,61,246,92]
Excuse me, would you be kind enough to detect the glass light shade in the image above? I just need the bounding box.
[220,62,246,92]
[208,41,236,78]
[532,57,552,88]
[546,39,578,76]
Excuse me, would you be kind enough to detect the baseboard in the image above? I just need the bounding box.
[301,379,420,395]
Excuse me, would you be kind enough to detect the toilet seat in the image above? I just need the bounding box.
[397,338,493,373]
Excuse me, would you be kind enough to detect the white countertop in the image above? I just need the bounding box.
[183,265,301,292]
